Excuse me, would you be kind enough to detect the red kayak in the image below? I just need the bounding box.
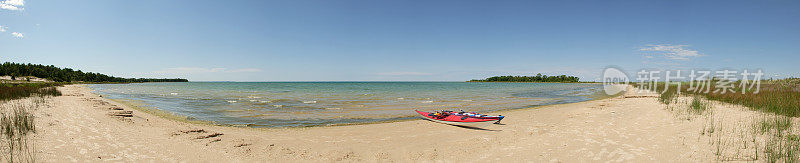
[444,110,505,123]
[415,110,498,127]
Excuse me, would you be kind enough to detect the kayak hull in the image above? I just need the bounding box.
[446,111,505,123]
[415,110,498,128]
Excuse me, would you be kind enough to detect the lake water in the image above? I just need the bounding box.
[88,82,602,127]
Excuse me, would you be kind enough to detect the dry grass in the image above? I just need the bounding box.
[689,96,710,115]
[635,79,800,117]
[0,94,55,162]
[635,80,800,162]
[0,83,64,101]
[684,81,800,117]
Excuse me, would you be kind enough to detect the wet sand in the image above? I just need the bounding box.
[27,84,723,162]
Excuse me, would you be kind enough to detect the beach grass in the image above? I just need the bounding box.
[637,79,800,162]
[0,83,64,101]
[635,79,800,117]
[689,96,710,115]
[0,82,62,162]
[658,87,677,105]
[0,97,48,162]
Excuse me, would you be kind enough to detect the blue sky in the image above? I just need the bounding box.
[1,0,798,81]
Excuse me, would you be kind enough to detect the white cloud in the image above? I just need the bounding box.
[226,68,262,73]
[154,67,262,74]
[0,0,24,11]
[0,25,6,32]
[11,32,23,38]
[376,72,433,76]
[0,4,21,10]
[639,44,702,60]
[2,0,22,6]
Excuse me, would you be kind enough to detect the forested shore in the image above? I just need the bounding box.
[0,62,187,82]
[469,74,580,82]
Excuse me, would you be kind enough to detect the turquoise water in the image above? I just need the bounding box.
[88,82,602,127]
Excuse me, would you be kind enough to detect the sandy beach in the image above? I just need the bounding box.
[4,1,797,161]
[19,84,789,162]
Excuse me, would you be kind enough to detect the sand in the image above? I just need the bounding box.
[20,84,734,162]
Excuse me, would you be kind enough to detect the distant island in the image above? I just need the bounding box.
[0,62,188,83]
[469,74,580,83]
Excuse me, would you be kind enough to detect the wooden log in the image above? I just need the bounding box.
[196,133,224,139]
[108,110,133,117]
[110,114,133,117]
[110,111,133,114]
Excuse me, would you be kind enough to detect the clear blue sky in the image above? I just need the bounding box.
[2,0,798,81]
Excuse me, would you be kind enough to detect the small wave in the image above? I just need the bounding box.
[240,114,270,118]
[170,93,178,95]
[273,105,284,107]
[223,109,253,112]
[260,100,271,103]
[248,96,262,99]
[303,101,317,104]
[325,107,342,110]
[271,99,303,103]
[227,100,237,103]
[461,99,474,102]
[397,98,404,100]
[421,101,434,103]
[249,100,258,102]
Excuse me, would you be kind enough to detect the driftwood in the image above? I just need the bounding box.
[108,111,133,117]
[110,114,133,117]
[181,129,206,134]
[206,139,222,146]
[172,129,207,136]
[110,111,133,114]
[196,133,224,139]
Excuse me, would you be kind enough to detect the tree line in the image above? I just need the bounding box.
[0,62,188,82]
[469,74,580,83]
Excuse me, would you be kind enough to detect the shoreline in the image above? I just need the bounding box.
[85,83,608,129]
[29,84,725,161]
[87,83,620,130]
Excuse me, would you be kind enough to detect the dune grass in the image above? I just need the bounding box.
[0,83,61,162]
[0,96,47,163]
[636,79,800,117]
[658,86,678,105]
[682,81,800,117]
[690,81,798,162]
[689,96,710,115]
[1,102,37,162]
[0,83,64,101]
[636,79,800,162]
[704,87,799,118]
[694,89,797,162]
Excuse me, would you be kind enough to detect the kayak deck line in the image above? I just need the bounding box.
[414,110,499,128]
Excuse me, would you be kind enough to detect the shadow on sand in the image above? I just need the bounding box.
[421,119,502,131]
[450,124,501,131]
